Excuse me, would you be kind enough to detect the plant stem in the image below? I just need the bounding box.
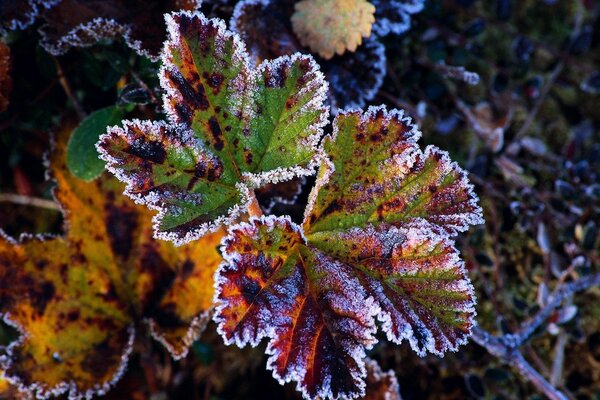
[247,191,263,218]
[0,193,60,211]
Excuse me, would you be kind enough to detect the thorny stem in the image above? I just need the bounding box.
[0,193,60,211]
[471,272,600,400]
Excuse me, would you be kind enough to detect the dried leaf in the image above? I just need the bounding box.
[214,107,483,399]
[291,0,375,59]
[0,41,10,113]
[231,0,386,111]
[0,122,221,398]
[0,0,58,33]
[325,37,386,111]
[364,359,401,400]
[39,0,202,60]
[98,11,328,245]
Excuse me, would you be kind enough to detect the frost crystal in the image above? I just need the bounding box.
[370,0,425,37]
[99,11,328,245]
[214,107,483,400]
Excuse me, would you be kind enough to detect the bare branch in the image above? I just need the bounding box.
[471,272,600,400]
[0,193,61,211]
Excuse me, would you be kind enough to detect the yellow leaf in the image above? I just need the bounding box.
[0,121,223,398]
[291,0,376,59]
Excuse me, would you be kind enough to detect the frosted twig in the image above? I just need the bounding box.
[513,273,600,346]
[470,327,567,400]
[471,272,600,400]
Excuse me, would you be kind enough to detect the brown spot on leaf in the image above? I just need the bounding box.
[208,117,224,151]
[203,71,225,92]
[167,68,209,111]
[31,281,55,315]
[125,140,167,165]
[240,276,261,303]
[105,205,138,260]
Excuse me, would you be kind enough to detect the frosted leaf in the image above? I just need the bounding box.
[0,0,59,33]
[370,0,425,37]
[291,0,376,60]
[214,216,379,399]
[99,11,328,244]
[325,37,386,111]
[230,0,386,112]
[0,121,220,398]
[304,106,484,237]
[215,213,476,399]
[38,0,203,60]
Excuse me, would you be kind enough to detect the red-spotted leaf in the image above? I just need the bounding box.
[214,106,482,399]
[38,0,202,60]
[304,106,484,237]
[98,11,328,245]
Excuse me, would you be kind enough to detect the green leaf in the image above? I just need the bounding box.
[98,12,328,245]
[67,106,125,181]
[214,107,484,399]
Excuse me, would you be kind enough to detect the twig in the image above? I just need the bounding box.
[0,193,60,211]
[471,327,567,400]
[53,57,86,120]
[511,273,600,347]
[471,272,600,399]
[512,63,563,141]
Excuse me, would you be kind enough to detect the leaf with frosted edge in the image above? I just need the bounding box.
[291,0,376,60]
[304,106,484,237]
[38,0,202,60]
[370,0,425,37]
[214,106,482,399]
[0,122,221,398]
[214,215,477,399]
[0,0,59,33]
[230,0,386,112]
[99,11,328,245]
[214,216,379,400]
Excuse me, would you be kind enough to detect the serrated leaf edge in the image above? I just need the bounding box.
[161,11,329,190]
[303,105,422,225]
[0,312,134,400]
[38,1,203,61]
[1,0,59,33]
[145,306,213,361]
[212,215,379,400]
